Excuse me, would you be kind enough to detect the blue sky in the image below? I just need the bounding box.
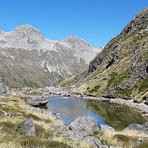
[0,0,147,47]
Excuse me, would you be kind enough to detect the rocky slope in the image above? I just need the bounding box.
[62,8,148,102]
[0,25,101,88]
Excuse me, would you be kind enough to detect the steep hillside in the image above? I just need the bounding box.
[0,25,101,88]
[62,8,148,102]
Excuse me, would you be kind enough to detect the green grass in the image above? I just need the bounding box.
[107,70,132,88]
[136,141,148,148]
[0,92,81,148]
[60,70,87,88]
[89,130,148,148]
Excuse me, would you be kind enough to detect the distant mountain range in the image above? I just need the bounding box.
[0,25,102,88]
[61,8,148,103]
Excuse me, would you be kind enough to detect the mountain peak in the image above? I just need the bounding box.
[0,24,45,49]
[12,24,45,42]
[15,24,39,32]
[63,35,90,46]
[121,8,148,35]
[64,35,81,41]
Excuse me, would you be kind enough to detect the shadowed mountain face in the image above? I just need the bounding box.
[0,25,102,88]
[62,8,148,102]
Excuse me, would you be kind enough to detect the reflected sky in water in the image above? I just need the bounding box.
[47,97,147,130]
[47,97,105,126]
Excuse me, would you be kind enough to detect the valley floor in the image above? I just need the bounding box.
[0,88,148,148]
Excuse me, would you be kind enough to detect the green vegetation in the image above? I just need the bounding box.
[85,100,147,130]
[137,141,148,148]
[90,130,147,148]
[27,88,42,95]
[0,92,83,148]
[108,70,132,88]
[60,70,87,88]
[62,8,148,103]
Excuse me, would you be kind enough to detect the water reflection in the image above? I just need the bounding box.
[47,97,147,130]
[85,100,147,130]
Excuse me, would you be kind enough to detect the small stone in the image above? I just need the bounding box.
[0,82,7,94]
[16,118,36,136]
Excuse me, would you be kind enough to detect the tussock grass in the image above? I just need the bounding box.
[90,130,148,148]
[0,91,86,148]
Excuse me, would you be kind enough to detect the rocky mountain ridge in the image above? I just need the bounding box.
[61,8,148,102]
[0,25,102,88]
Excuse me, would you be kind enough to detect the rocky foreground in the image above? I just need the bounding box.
[1,83,148,147]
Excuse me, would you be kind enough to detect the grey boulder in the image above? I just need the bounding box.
[16,118,36,136]
[27,96,48,107]
[70,116,98,131]
[0,82,7,94]
[100,124,115,132]
[123,123,148,134]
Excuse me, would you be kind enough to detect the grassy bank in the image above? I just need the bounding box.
[0,90,148,148]
[0,91,86,148]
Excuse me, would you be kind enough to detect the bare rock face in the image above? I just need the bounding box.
[0,25,102,88]
[0,25,45,49]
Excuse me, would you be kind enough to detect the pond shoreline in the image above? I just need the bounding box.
[46,86,148,116]
[72,93,148,116]
[22,86,148,117]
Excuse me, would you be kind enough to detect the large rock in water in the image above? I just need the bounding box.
[16,118,36,136]
[70,116,98,131]
[0,82,7,94]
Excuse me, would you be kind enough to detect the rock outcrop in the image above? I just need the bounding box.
[63,8,148,102]
[49,117,101,147]
[48,116,119,148]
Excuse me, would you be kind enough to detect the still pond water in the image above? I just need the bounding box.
[47,97,147,130]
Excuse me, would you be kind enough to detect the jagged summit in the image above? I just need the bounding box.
[0,24,45,49]
[121,7,148,35]
[64,35,89,43]
[63,35,92,50]
[0,24,101,87]
[13,24,44,38]
[14,24,38,31]
[12,24,45,41]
